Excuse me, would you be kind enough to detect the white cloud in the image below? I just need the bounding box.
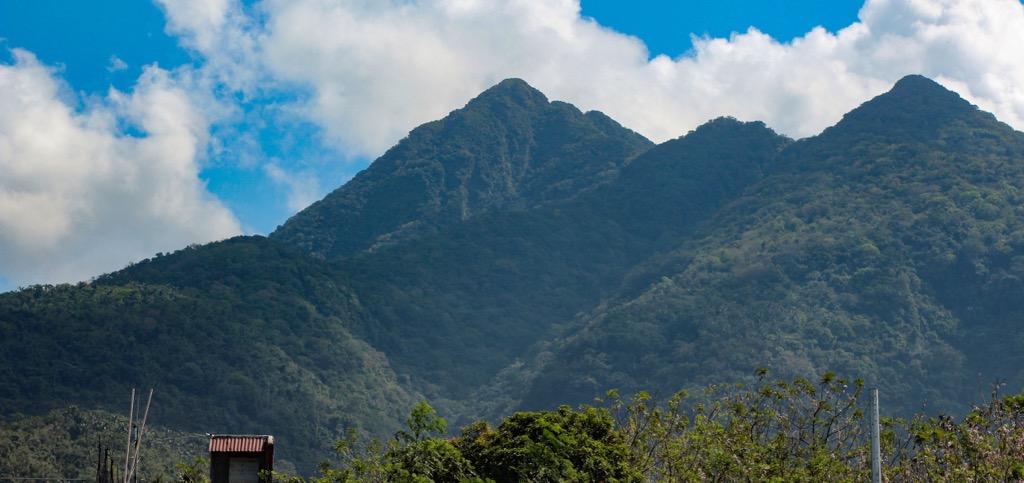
[265,161,323,213]
[257,0,655,154]
[5,0,1024,290]
[0,50,242,289]
[156,0,263,95]
[153,0,1024,160]
[156,0,230,53]
[107,55,128,72]
[854,0,1024,128]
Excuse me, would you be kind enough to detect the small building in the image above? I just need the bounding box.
[209,434,274,483]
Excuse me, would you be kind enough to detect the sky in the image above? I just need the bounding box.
[1,0,1024,292]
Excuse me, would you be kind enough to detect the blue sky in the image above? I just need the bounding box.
[1,1,864,91]
[0,0,862,235]
[1,0,1024,291]
[0,0,189,94]
[582,0,863,58]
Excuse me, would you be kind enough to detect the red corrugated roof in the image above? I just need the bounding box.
[209,435,273,453]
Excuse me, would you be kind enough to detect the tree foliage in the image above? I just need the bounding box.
[521,74,1024,417]
[315,373,1024,483]
[0,237,420,474]
[316,400,638,483]
[0,406,206,481]
[269,78,652,260]
[7,75,1024,481]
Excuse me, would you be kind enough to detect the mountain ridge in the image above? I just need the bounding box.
[516,74,1024,413]
[269,77,652,259]
[4,74,1024,475]
[333,115,788,408]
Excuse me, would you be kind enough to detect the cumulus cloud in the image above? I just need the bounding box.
[156,0,263,94]
[157,0,1024,158]
[0,50,241,289]
[5,0,1024,290]
[265,161,323,213]
[258,0,658,153]
[107,55,128,72]
[853,0,1024,128]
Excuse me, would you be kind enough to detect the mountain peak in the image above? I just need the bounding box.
[270,78,651,259]
[884,74,977,114]
[489,77,538,92]
[889,74,951,95]
[463,78,550,113]
[822,74,992,141]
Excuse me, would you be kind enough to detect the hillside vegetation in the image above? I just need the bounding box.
[4,75,1024,476]
[308,373,1024,482]
[520,75,1024,414]
[269,78,653,259]
[0,406,208,481]
[1,237,419,471]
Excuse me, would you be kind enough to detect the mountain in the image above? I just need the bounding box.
[333,116,788,408]
[518,74,1024,413]
[0,79,660,474]
[269,78,653,259]
[0,237,419,471]
[4,75,1024,476]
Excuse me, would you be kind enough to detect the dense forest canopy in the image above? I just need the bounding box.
[4,75,1024,476]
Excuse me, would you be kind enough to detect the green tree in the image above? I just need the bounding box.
[388,401,475,482]
[608,370,869,482]
[176,457,209,483]
[889,385,1024,481]
[459,405,641,482]
[315,401,475,483]
[313,377,1024,482]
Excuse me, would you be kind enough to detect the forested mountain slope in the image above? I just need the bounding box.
[0,79,661,473]
[519,75,1024,415]
[335,117,788,410]
[269,78,653,259]
[3,75,1024,477]
[0,237,420,472]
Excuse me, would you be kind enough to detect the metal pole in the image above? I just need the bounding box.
[128,389,154,483]
[123,388,135,483]
[870,388,882,483]
[96,438,102,483]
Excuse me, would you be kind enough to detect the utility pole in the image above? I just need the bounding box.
[122,388,154,483]
[123,388,135,483]
[870,388,882,483]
